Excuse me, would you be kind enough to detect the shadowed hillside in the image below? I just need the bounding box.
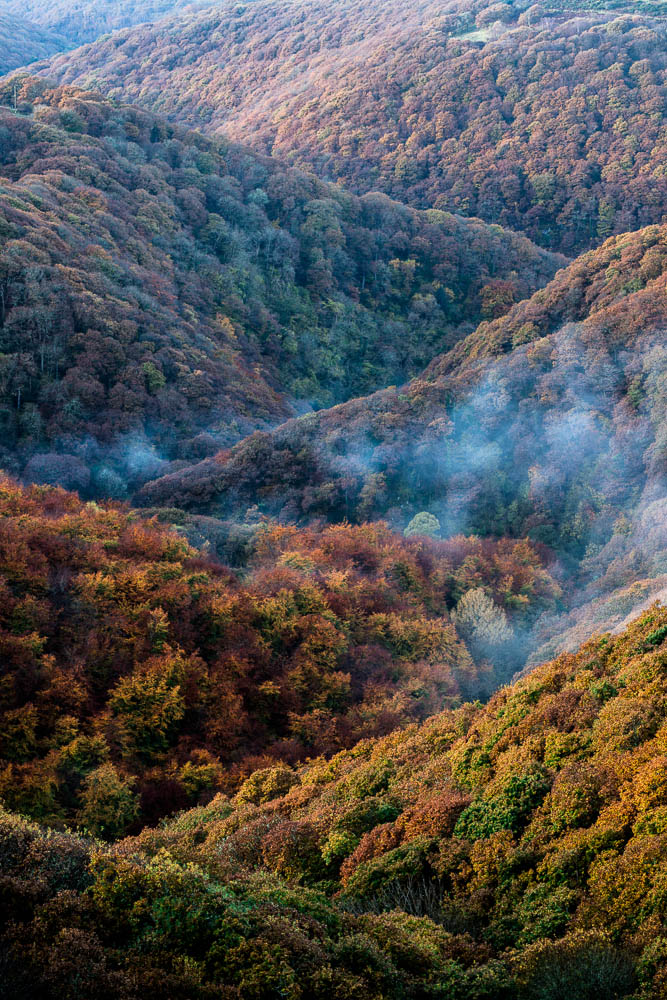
[0,79,561,491]
[0,12,67,75]
[0,0,201,46]
[138,225,667,654]
[139,225,667,535]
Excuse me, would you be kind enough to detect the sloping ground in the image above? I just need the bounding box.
[138,224,667,653]
[0,0,200,46]
[0,12,67,75]
[138,225,667,539]
[0,79,561,490]
[31,0,667,253]
[2,605,667,998]
[0,476,560,831]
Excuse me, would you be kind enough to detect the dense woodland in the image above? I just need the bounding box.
[0,477,560,833]
[1,1,667,997]
[32,0,667,253]
[138,227,666,559]
[3,605,667,997]
[0,0,195,51]
[0,13,66,76]
[136,221,667,671]
[0,81,559,489]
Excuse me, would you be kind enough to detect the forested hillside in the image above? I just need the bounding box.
[139,224,667,540]
[0,476,560,831]
[0,0,202,75]
[0,79,560,490]
[138,224,667,653]
[2,4,667,997]
[0,0,198,46]
[33,0,667,253]
[3,604,667,998]
[0,13,67,75]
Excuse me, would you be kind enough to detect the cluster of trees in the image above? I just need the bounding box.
[0,476,560,833]
[35,0,667,253]
[3,604,667,997]
[0,79,560,486]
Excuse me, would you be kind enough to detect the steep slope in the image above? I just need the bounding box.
[3,605,667,998]
[0,79,561,491]
[139,225,667,526]
[138,225,667,646]
[0,13,67,75]
[0,0,201,46]
[32,0,667,253]
[0,476,559,831]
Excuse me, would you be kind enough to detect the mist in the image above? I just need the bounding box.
[134,313,667,674]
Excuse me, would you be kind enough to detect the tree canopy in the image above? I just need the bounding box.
[0,79,561,490]
[3,604,667,998]
[35,0,667,253]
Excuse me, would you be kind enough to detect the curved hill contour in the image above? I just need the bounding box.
[138,224,667,652]
[32,0,667,253]
[0,12,67,75]
[0,79,561,490]
[0,0,200,46]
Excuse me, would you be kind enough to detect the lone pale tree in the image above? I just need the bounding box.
[404,512,441,539]
[452,587,513,647]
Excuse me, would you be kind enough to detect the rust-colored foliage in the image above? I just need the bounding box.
[0,477,557,830]
[3,605,667,998]
[35,0,667,254]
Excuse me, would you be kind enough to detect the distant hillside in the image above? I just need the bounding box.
[0,79,560,491]
[0,0,200,46]
[139,225,667,526]
[33,0,667,253]
[3,5,667,999]
[3,603,667,998]
[0,12,67,75]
